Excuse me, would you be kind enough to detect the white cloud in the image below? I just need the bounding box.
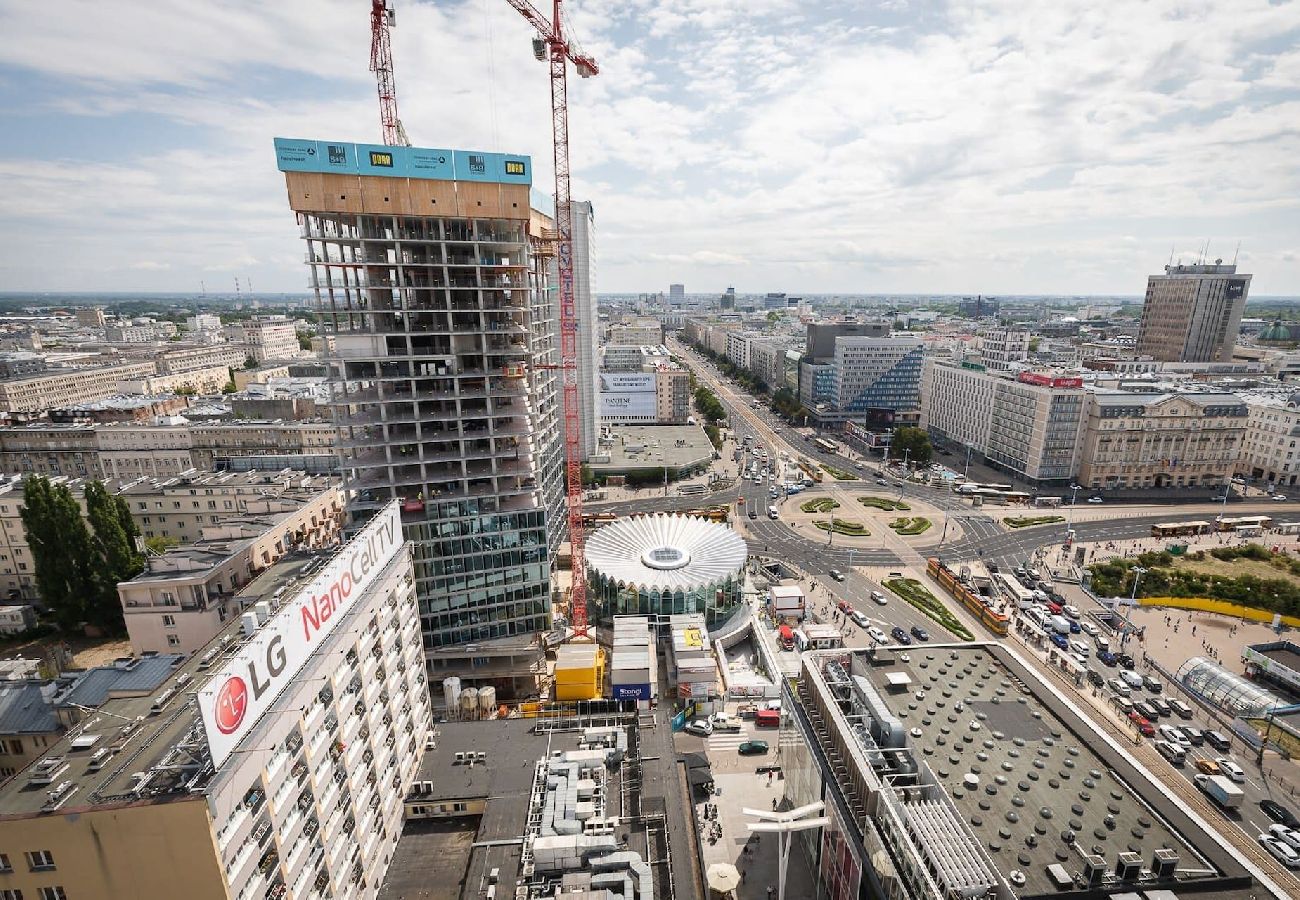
[0,0,1296,294]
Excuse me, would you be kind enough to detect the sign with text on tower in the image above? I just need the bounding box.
[197,503,404,769]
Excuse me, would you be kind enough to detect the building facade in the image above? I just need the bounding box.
[655,367,690,424]
[748,340,786,391]
[830,336,924,419]
[277,137,561,649]
[1078,392,1247,490]
[1239,392,1300,488]
[571,200,598,459]
[237,317,301,363]
[1136,262,1251,362]
[0,362,157,414]
[980,328,1030,371]
[0,504,430,900]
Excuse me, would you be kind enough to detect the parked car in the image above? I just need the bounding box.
[1119,669,1144,689]
[1273,494,1289,502]
[1068,639,1090,658]
[1154,740,1185,765]
[1147,696,1171,717]
[1097,650,1118,667]
[1062,604,1081,619]
[1050,633,1069,650]
[685,719,714,737]
[1261,799,1300,828]
[1134,700,1161,721]
[910,625,930,641]
[1118,653,1136,669]
[890,626,912,645]
[1143,675,1163,693]
[737,740,769,755]
[1087,496,1104,504]
[1079,621,1098,636]
[1176,725,1204,746]
[1258,833,1300,868]
[1126,711,1153,736]
[1159,724,1190,748]
[1086,669,1104,687]
[1109,679,1132,698]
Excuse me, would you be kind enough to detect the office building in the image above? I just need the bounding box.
[829,336,924,420]
[920,360,1086,486]
[785,644,1282,899]
[1238,391,1300,489]
[234,317,301,363]
[601,343,671,372]
[1136,262,1251,362]
[606,320,664,346]
[186,313,223,333]
[0,503,430,900]
[747,339,786,391]
[74,308,106,329]
[980,327,1031,371]
[720,286,735,310]
[276,137,561,649]
[0,361,157,415]
[571,200,598,459]
[957,295,998,318]
[1078,391,1247,491]
[596,367,690,425]
[668,283,685,305]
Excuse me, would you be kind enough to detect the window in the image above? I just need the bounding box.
[162,615,176,628]
[25,850,54,871]
[167,635,181,648]
[37,890,65,900]
[1,890,23,900]
[0,853,10,872]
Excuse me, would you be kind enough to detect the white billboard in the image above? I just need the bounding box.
[599,372,655,392]
[600,392,656,418]
[197,502,404,768]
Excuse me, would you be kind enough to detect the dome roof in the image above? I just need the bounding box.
[585,513,747,591]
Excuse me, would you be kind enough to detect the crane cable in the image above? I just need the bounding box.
[481,0,502,151]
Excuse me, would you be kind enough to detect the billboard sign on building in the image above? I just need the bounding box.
[273,137,530,185]
[599,373,655,392]
[1017,372,1083,389]
[600,392,656,418]
[612,682,651,701]
[197,503,404,768]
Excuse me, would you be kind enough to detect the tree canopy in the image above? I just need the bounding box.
[890,426,932,467]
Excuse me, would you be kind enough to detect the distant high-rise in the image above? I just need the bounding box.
[1137,262,1251,362]
[669,283,685,305]
[720,286,735,310]
[275,137,563,649]
[570,200,598,459]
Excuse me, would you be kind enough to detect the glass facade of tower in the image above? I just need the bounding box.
[294,206,562,649]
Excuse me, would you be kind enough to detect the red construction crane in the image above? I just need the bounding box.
[505,0,597,637]
[370,0,410,146]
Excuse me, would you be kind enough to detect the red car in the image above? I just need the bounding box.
[1046,602,1063,616]
[1127,711,1154,736]
[837,600,852,613]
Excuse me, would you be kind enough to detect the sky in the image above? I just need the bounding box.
[0,0,1297,297]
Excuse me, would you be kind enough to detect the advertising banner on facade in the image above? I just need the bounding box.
[600,392,656,418]
[197,503,404,768]
[599,372,655,392]
[273,137,530,185]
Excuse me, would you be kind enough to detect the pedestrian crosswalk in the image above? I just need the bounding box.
[707,728,752,751]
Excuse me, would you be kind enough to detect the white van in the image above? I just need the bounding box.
[768,505,779,519]
[1094,635,1111,654]
[1155,740,1186,766]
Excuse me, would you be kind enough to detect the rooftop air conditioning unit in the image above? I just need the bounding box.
[1151,848,1179,879]
[1115,851,1142,882]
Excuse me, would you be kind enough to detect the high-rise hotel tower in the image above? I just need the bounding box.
[274,138,563,650]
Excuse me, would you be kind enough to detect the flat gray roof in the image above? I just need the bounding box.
[591,424,714,473]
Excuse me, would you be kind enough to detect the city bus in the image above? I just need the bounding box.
[1150,521,1212,538]
[1216,515,1272,532]
[812,437,839,454]
[954,482,1014,495]
[994,572,1035,609]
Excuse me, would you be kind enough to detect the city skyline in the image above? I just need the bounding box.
[0,0,1296,296]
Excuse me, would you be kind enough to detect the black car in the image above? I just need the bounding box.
[1086,669,1104,687]
[1204,730,1232,752]
[910,625,930,641]
[748,510,758,519]
[1118,653,1135,669]
[1261,799,1300,828]
[891,626,912,645]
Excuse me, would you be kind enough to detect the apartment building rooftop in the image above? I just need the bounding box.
[0,547,336,816]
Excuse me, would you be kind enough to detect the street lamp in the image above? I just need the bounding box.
[964,445,973,479]
[1121,566,1146,647]
[1066,484,1081,540]
[745,802,830,900]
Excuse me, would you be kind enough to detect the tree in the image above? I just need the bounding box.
[144,535,180,554]
[244,355,258,370]
[890,427,932,467]
[221,381,238,394]
[20,476,98,632]
[297,332,313,351]
[84,482,142,633]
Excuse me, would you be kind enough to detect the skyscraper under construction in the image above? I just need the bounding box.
[274,137,563,649]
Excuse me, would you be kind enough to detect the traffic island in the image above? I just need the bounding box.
[888,516,932,535]
[858,495,910,511]
[1003,515,1066,528]
[799,497,839,514]
[820,463,858,480]
[883,576,975,640]
[813,518,869,537]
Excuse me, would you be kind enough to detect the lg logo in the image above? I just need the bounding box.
[214,676,250,734]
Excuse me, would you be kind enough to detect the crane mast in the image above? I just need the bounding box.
[505,0,598,637]
[370,0,410,146]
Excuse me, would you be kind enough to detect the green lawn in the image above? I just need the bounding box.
[813,518,870,536]
[821,463,859,480]
[884,578,975,640]
[1003,515,1065,529]
[800,497,840,514]
[859,496,911,512]
[889,516,933,535]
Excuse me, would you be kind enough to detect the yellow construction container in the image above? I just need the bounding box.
[554,643,606,700]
